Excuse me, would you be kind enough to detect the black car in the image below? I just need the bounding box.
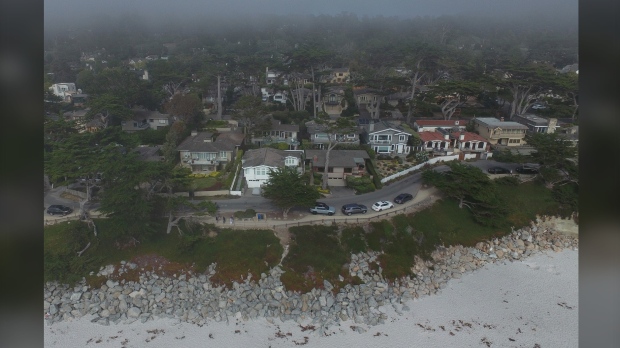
[46,205,73,216]
[487,166,511,174]
[341,204,368,216]
[394,193,413,204]
[515,166,539,174]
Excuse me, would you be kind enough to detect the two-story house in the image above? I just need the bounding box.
[329,68,350,84]
[362,121,412,155]
[252,119,300,149]
[129,107,172,131]
[449,131,490,154]
[49,83,77,101]
[321,87,348,116]
[305,120,361,148]
[242,148,303,189]
[177,131,245,172]
[305,149,370,187]
[414,119,467,132]
[353,87,382,119]
[472,117,528,146]
[265,67,281,85]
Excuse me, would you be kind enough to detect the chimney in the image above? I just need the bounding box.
[191,130,197,136]
[500,117,504,122]
[444,134,449,140]
[369,122,374,132]
[459,133,465,141]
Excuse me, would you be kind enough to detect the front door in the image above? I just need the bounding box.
[397,144,404,154]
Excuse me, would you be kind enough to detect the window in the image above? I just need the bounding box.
[399,135,406,142]
[159,119,167,124]
[338,73,343,76]
[256,168,266,176]
[509,139,521,144]
[347,134,355,138]
[285,157,296,166]
[376,146,391,153]
[219,151,227,158]
[328,167,333,173]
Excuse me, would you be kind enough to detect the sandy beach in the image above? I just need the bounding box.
[44,248,577,348]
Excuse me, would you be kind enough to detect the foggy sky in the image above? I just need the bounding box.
[45,0,578,25]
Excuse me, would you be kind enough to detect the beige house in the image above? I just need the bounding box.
[177,131,245,172]
[321,86,348,116]
[329,68,350,84]
[472,117,528,146]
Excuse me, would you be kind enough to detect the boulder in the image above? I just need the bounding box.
[127,307,141,318]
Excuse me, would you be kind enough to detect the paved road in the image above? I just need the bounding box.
[44,159,525,217]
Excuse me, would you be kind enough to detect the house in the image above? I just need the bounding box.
[63,108,89,123]
[242,148,303,189]
[512,114,559,134]
[329,68,350,84]
[265,67,280,84]
[134,145,164,162]
[49,83,77,101]
[127,107,172,131]
[145,55,159,61]
[362,121,412,155]
[177,130,245,172]
[449,131,490,154]
[304,149,370,187]
[321,87,348,116]
[68,93,88,107]
[557,125,579,146]
[472,117,528,146]
[415,131,452,154]
[252,118,300,149]
[84,118,104,133]
[385,91,409,107]
[305,120,360,148]
[414,119,467,132]
[353,87,381,119]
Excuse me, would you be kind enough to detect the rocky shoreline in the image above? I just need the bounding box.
[44,217,578,333]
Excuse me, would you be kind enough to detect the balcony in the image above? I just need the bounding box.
[264,137,300,146]
[369,139,392,145]
[185,157,227,165]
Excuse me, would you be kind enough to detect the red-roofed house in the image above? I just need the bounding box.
[416,131,451,152]
[414,119,467,132]
[450,131,489,153]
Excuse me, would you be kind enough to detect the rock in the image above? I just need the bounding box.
[127,307,141,318]
[323,280,333,291]
[100,309,110,318]
[70,292,82,301]
[496,250,504,258]
[451,272,462,279]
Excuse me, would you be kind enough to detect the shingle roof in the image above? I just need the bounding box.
[177,131,243,153]
[242,148,302,168]
[474,117,528,129]
[131,107,171,120]
[305,149,369,168]
[134,146,163,162]
[267,118,299,132]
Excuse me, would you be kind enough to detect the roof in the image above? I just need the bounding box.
[242,148,302,168]
[305,149,370,168]
[177,131,243,153]
[134,146,164,162]
[417,132,449,142]
[267,118,299,132]
[63,109,89,118]
[415,119,466,127]
[365,121,411,135]
[132,107,171,120]
[513,114,551,126]
[450,131,488,142]
[474,117,528,129]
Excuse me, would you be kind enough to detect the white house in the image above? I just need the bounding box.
[242,148,303,189]
[49,83,77,101]
[414,119,467,132]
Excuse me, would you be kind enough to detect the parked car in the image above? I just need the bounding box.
[315,202,329,209]
[341,204,368,215]
[310,204,335,216]
[46,205,73,216]
[515,166,539,174]
[394,193,413,204]
[371,201,394,212]
[487,166,511,174]
[531,104,547,110]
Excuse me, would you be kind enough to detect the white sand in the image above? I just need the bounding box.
[44,249,578,348]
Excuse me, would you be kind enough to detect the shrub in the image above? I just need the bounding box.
[209,171,222,178]
[495,176,520,186]
[234,209,257,219]
[346,175,376,194]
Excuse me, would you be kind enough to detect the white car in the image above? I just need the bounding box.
[372,201,394,212]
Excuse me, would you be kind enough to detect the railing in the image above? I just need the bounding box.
[370,140,392,144]
[380,154,459,183]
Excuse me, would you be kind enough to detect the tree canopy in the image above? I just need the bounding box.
[261,167,320,217]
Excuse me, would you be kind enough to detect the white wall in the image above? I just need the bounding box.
[380,154,459,183]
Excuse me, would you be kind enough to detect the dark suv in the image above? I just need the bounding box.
[515,166,539,174]
[341,204,368,216]
[46,205,73,216]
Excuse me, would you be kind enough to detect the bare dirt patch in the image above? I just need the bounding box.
[60,192,82,202]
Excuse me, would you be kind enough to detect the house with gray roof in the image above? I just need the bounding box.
[512,114,559,134]
[252,118,300,149]
[304,149,370,187]
[361,121,412,155]
[134,145,164,162]
[242,148,303,189]
[305,120,361,148]
[177,130,245,172]
[123,107,172,132]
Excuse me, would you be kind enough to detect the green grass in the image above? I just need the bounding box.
[188,177,218,190]
[282,226,348,292]
[44,218,282,287]
[340,227,367,254]
[496,180,568,226]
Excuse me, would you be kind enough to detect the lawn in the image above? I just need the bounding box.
[44,218,282,287]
